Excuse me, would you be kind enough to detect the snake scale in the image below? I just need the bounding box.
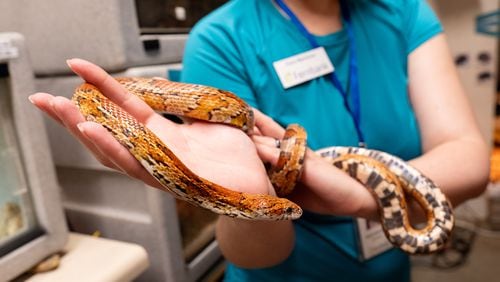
[72,77,454,254]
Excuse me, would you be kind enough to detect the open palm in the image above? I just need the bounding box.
[30,59,274,197]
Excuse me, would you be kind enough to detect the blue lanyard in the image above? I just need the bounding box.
[274,0,365,146]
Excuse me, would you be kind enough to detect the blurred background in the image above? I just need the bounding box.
[0,0,499,281]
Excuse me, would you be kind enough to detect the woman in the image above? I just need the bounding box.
[30,0,488,281]
[180,0,489,281]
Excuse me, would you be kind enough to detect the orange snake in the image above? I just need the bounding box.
[72,77,454,254]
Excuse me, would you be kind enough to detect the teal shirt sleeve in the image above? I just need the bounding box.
[405,0,443,53]
[181,12,259,107]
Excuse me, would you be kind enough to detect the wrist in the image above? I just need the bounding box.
[297,148,379,219]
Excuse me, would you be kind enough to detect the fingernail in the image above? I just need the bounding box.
[76,123,85,133]
[28,95,35,104]
[66,58,75,68]
[49,98,55,109]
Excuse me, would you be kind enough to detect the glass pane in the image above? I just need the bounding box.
[136,0,228,34]
[0,77,39,248]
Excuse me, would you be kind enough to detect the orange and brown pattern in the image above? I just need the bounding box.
[72,77,454,254]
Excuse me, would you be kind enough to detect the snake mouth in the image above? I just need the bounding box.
[258,197,303,221]
[285,206,303,220]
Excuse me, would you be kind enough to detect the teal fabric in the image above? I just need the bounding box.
[181,0,442,281]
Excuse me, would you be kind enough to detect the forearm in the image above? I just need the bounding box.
[407,34,490,208]
[293,133,489,222]
[409,135,490,207]
[216,216,295,268]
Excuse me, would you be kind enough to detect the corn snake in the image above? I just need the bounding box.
[72,77,454,254]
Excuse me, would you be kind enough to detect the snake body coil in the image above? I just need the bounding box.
[72,77,454,254]
[318,147,454,254]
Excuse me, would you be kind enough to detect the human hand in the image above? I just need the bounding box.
[250,110,377,216]
[30,59,274,196]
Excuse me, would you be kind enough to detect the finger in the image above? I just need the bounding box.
[29,93,63,125]
[252,108,286,139]
[252,136,281,166]
[31,93,118,169]
[78,122,161,188]
[67,58,156,123]
[252,125,262,136]
[51,96,120,170]
[252,135,280,149]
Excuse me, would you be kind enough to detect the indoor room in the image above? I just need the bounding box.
[0,0,499,281]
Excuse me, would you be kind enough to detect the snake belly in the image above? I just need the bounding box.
[72,79,303,221]
[317,147,454,254]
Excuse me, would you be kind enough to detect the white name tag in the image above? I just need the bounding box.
[356,218,393,260]
[273,47,334,89]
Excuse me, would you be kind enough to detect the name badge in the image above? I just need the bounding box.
[273,47,334,89]
[356,218,393,260]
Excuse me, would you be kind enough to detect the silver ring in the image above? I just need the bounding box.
[275,139,281,148]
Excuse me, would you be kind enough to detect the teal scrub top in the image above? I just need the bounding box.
[181,0,442,281]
